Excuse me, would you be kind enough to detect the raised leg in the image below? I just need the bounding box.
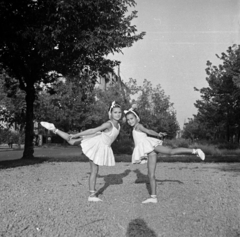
[55,130,82,145]
[54,129,70,141]
[154,145,193,155]
[40,121,82,146]
[154,146,205,160]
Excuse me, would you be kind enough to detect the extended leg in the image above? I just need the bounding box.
[154,146,205,160]
[40,121,82,145]
[55,130,82,145]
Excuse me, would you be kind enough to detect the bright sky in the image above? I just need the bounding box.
[108,0,240,128]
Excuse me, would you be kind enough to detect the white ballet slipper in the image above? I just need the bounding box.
[193,149,205,160]
[88,196,103,202]
[133,160,141,164]
[40,122,56,132]
[142,197,158,204]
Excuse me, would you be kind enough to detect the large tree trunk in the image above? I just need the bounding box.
[22,86,35,159]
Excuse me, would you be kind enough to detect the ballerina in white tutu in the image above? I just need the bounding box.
[40,101,122,202]
[124,106,205,204]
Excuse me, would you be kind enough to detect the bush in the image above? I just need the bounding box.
[217,143,240,150]
[163,138,190,148]
[0,129,23,145]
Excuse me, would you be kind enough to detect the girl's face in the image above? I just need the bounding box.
[111,107,122,121]
[126,113,138,127]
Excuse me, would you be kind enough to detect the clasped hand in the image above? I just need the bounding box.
[68,134,78,141]
[158,132,167,137]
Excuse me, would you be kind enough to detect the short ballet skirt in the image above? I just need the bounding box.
[80,127,119,166]
[132,130,163,164]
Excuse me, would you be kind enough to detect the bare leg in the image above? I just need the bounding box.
[148,152,157,195]
[142,151,158,204]
[55,129,82,145]
[154,145,193,155]
[88,161,102,202]
[154,145,205,160]
[89,160,99,193]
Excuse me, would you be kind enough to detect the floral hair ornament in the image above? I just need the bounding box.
[124,107,140,122]
[108,101,116,119]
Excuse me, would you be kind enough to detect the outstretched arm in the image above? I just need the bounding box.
[70,122,112,138]
[137,124,166,138]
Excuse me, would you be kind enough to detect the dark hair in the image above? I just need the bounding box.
[125,109,140,119]
[108,102,121,113]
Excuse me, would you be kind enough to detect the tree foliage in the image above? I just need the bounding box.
[0,0,145,158]
[183,45,240,142]
[0,72,26,146]
[0,72,26,127]
[35,75,95,132]
[127,79,179,139]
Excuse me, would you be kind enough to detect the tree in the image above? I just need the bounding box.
[222,45,240,90]
[182,118,199,141]
[35,75,95,132]
[127,79,179,138]
[192,45,240,142]
[0,0,145,159]
[182,116,213,141]
[0,72,26,146]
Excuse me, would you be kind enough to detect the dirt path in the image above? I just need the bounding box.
[0,161,240,237]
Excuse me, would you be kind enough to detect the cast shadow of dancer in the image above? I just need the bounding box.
[126,218,157,237]
[95,169,131,196]
[133,169,184,195]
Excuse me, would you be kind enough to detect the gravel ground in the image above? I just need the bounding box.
[0,161,240,237]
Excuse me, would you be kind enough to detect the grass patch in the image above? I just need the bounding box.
[115,154,240,163]
[0,154,239,170]
[163,138,240,157]
[1,141,240,171]
[0,157,48,169]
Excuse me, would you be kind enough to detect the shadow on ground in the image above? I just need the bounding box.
[0,158,48,169]
[96,169,131,196]
[126,218,157,237]
[133,169,184,194]
[0,156,89,170]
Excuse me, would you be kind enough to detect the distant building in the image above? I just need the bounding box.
[176,130,183,139]
[95,71,119,91]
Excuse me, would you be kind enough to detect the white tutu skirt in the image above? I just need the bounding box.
[132,137,162,164]
[80,133,115,166]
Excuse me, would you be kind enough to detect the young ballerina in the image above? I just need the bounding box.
[124,107,205,204]
[40,101,122,202]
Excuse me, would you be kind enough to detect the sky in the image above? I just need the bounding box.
[108,0,240,128]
